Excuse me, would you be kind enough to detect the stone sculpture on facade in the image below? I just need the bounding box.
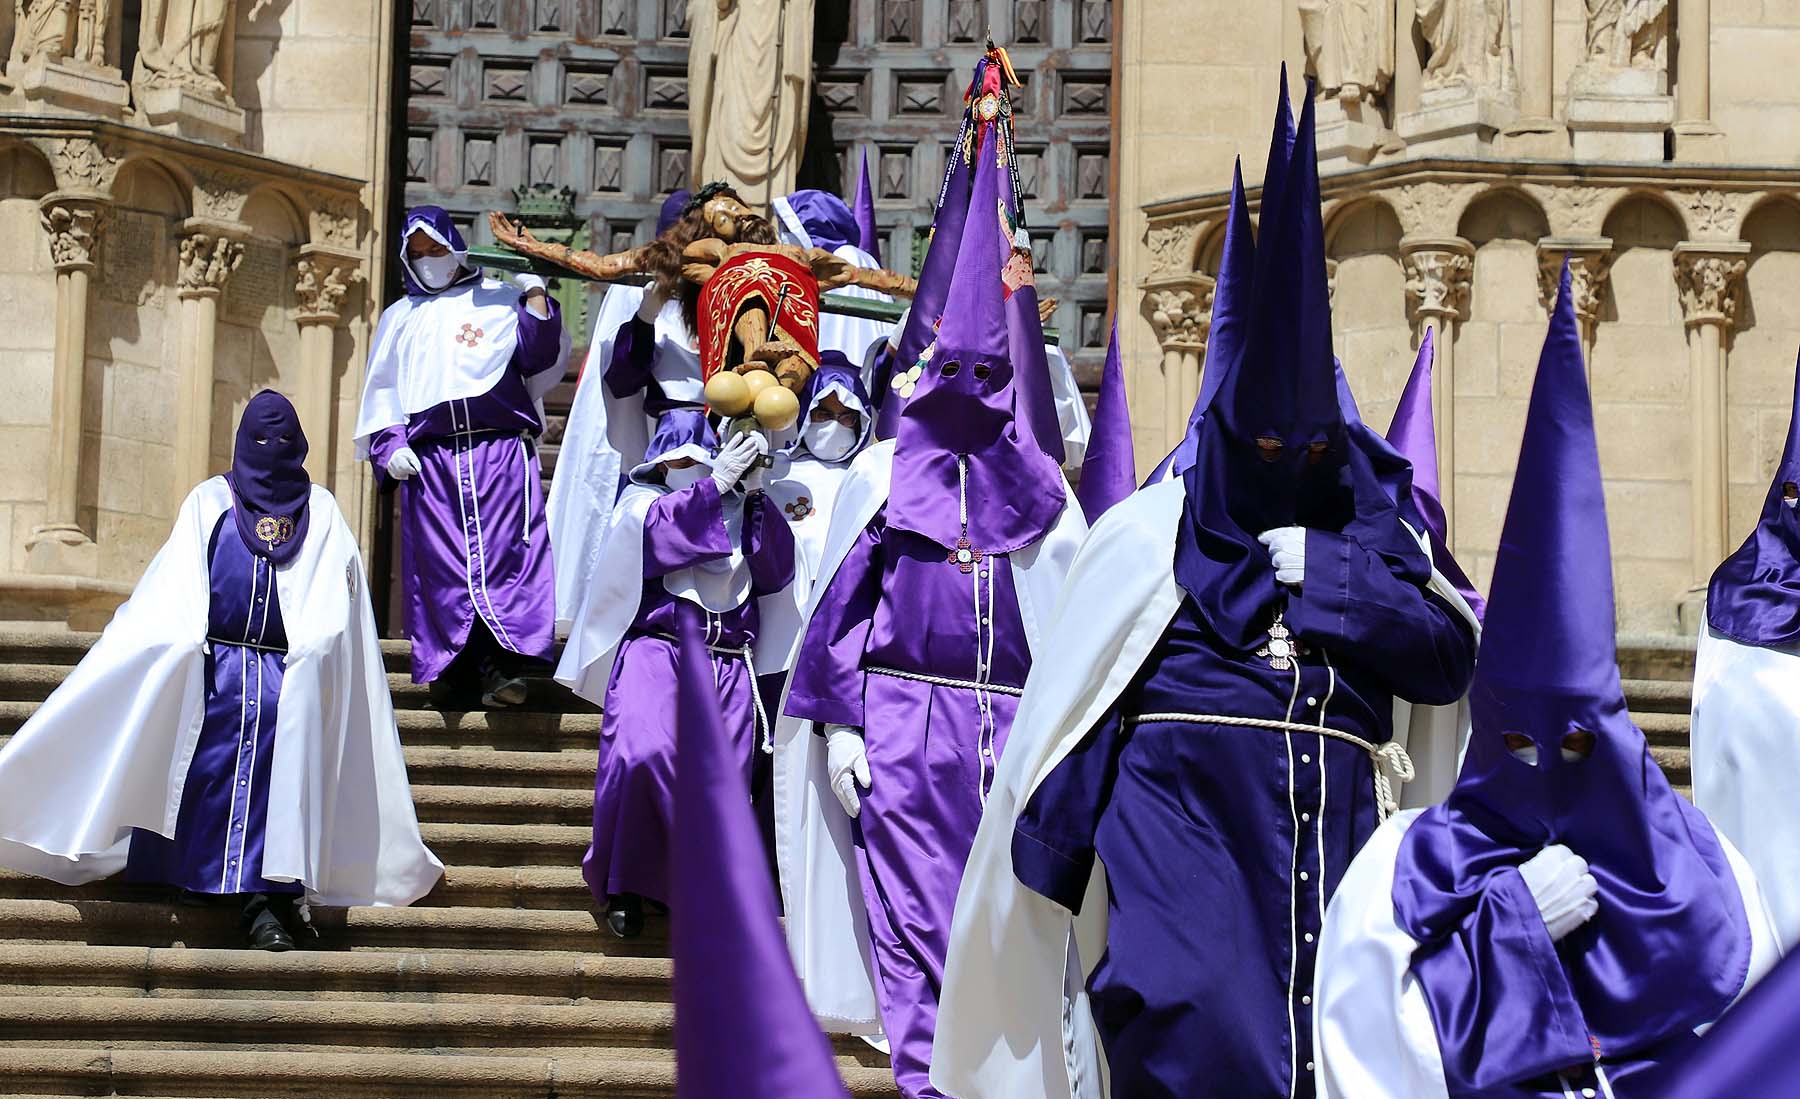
[687,0,816,207]
[1586,0,1670,70]
[8,0,109,69]
[131,0,245,143]
[1417,0,1515,93]
[1297,0,1395,108]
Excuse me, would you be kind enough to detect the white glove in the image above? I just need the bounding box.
[710,432,767,495]
[1519,844,1599,942]
[636,284,668,323]
[385,446,422,481]
[1257,527,1307,587]
[826,725,871,818]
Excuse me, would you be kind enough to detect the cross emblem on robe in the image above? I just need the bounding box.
[948,535,985,575]
[1256,615,1305,672]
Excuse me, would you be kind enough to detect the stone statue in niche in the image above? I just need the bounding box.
[687,0,816,207]
[1585,0,1668,70]
[133,0,235,98]
[1416,0,1515,94]
[8,0,111,70]
[1297,0,1395,109]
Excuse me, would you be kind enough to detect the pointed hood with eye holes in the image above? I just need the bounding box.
[227,389,312,566]
[1390,262,1752,1092]
[1172,80,1428,651]
[1707,348,1800,647]
[884,111,1065,555]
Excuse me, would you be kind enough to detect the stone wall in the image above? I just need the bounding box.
[0,3,392,627]
[1118,1,1800,635]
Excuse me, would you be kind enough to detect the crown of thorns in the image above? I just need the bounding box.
[683,181,735,217]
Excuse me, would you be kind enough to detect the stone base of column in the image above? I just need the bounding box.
[1395,86,1517,158]
[1672,121,1729,163]
[136,83,247,145]
[1677,585,1709,636]
[10,56,130,119]
[1314,94,1391,166]
[1496,117,1570,158]
[23,524,97,579]
[0,571,132,632]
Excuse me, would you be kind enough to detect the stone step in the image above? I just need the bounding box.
[0,899,670,955]
[0,700,601,752]
[1622,677,1691,714]
[0,1048,901,1098]
[0,864,598,911]
[1617,634,1697,683]
[412,783,593,826]
[420,822,592,867]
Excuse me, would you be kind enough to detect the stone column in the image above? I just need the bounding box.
[1538,238,1614,365]
[1402,237,1475,544]
[292,248,362,487]
[173,220,246,508]
[24,193,108,576]
[1674,242,1748,621]
[1500,0,1569,156]
[1673,0,1727,160]
[1144,279,1213,453]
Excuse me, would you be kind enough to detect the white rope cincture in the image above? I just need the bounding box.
[744,641,773,755]
[867,666,1024,698]
[1126,712,1416,822]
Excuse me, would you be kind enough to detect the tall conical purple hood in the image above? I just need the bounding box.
[1148,158,1254,484]
[1385,328,1487,618]
[1707,347,1800,646]
[874,48,1063,465]
[1391,261,1752,1091]
[1259,64,1298,226]
[887,111,1065,555]
[1076,321,1135,522]
[853,148,881,264]
[669,601,850,1099]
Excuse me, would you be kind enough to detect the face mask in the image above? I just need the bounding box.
[805,420,858,463]
[663,464,708,492]
[412,252,464,293]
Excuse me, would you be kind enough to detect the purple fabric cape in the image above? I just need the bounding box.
[1640,944,1800,1098]
[668,600,849,1099]
[1707,348,1800,647]
[226,390,311,566]
[1385,328,1487,619]
[658,189,691,236]
[886,107,1064,556]
[853,148,881,263]
[1174,84,1429,651]
[1391,262,1752,1092]
[1076,320,1135,523]
[780,190,861,254]
[398,205,481,299]
[875,52,1063,466]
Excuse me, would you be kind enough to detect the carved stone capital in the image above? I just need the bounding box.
[1391,183,1480,240]
[177,230,246,300]
[293,247,364,326]
[1525,184,1625,239]
[1537,239,1614,324]
[306,192,363,250]
[1144,216,1206,278]
[1401,237,1475,324]
[1673,243,1751,332]
[1676,189,1756,242]
[1143,276,1215,355]
[38,195,109,273]
[37,135,122,197]
[194,171,254,222]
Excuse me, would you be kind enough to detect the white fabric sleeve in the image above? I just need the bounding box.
[1315,811,1451,1099]
[1719,830,1785,1011]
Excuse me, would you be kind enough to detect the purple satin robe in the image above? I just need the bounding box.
[785,505,1031,1099]
[126,514,303,896]
[367,300,562,683]
[585,483,795,906]
[1014,531,1476,1099]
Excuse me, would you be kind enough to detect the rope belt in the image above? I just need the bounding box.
[867,666,1025,698]
[645,631,772,755]
[205,636,287,656]
[1125,712,1415,821]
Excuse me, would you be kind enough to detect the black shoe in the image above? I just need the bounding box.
[605,893,645,939]
[247,909,295,952]
[480,668,529,709]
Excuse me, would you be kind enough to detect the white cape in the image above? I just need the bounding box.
[1314,808,1783,1099]
[931,478,1481,1099]
[353,277,566,457]
[1692,620,1800,950]
[772,438,1088,1036]
[0,479,444,907]
[1045,342,1092,473]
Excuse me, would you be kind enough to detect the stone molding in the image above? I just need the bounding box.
[1673,242,1751,331]
[38,194,108,273]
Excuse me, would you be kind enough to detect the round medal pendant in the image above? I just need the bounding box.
[956,547,974,565]
[1268,638,1293,660]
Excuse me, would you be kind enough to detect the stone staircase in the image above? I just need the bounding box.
[0,631,897,1099]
